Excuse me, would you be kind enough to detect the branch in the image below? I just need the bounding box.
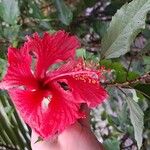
[103,72,150,88]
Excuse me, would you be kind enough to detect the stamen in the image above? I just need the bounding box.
[73,74,98,84]
[45,71,96,84]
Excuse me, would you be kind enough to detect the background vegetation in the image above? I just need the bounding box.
[0,0,150,150]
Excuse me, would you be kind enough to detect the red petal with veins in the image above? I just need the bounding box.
[40,90,84,138]
[26,31,80,78]
[66,76,108,107]
[0,47,38,90]
[8,89,84,139]
[8,89,45,128]
[46,59,108,107]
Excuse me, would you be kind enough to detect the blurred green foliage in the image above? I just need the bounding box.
[0,0,150,150]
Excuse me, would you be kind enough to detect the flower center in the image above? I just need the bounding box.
[38,78,50,90]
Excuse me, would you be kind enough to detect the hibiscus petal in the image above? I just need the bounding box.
[46,58,108,107]
[68,76,108,107]
[46,60,77,80]
[26,31,80,78]
[0,47,38,90]
[8,89,83,139]
[40,91,84,138]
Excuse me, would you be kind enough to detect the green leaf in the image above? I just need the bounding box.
[100,59,112,68]
[109,62,127,83]
[53,0,73,25]
[100,60,140,83]
[0,0,20,25]
[28,1,43,19]
[85,51,100,62]
[0,58,7,80]
[141,40,150,54]
[126,97,144,149]
[93,21,108,37]
[101,60,126,83]
[107,115,120,126]
[3,25,20,42]
[105,1,124,16]
[143,56,150,72]
[0,92,31,149]
[142,28,150,39]
[118,103,129,127]
[76,48,86,58]
[101,0,150,59]
[103,138,120,150]
[0,3,3,16]
[83,0,97,7]
[127,72,139,81]
[4,106,14,120]
[134,83,150,100]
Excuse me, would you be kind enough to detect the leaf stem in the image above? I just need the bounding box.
[103,72,150,88]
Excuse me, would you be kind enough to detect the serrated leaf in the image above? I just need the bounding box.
[126,97,144,149]
[0,0,20,25]
[101,0,150,59]
[53,0,73,25]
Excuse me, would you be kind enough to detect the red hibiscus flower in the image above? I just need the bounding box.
[0,31,108,139]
